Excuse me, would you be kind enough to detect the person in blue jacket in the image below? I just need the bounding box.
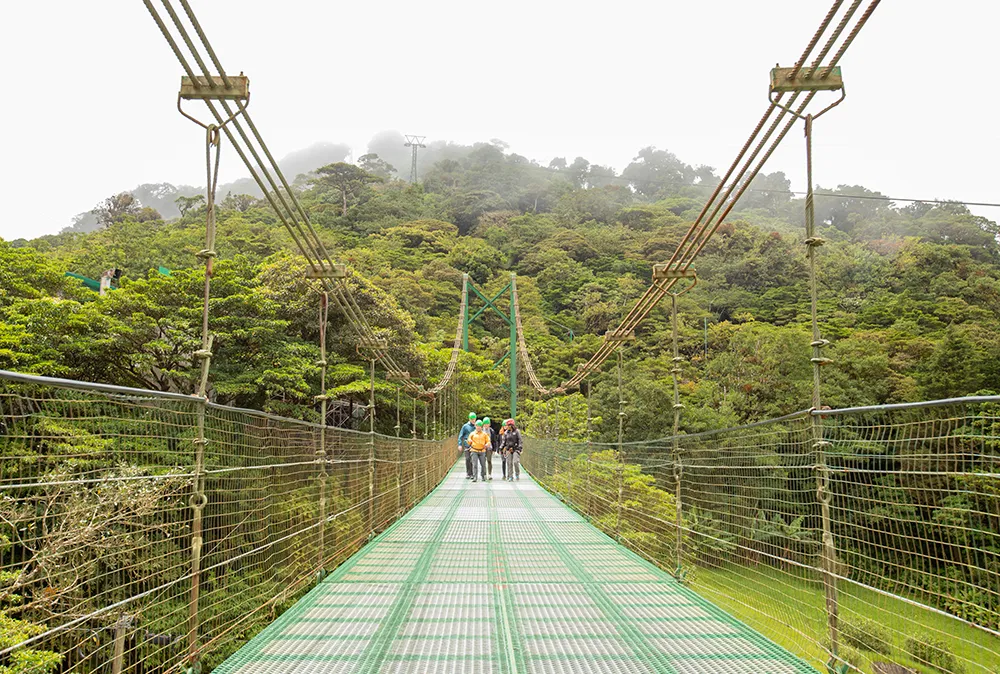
[458,412,477,479]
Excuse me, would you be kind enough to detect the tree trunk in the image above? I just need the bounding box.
[342,189,348,216]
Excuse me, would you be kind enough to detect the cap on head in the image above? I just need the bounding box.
[468,412,477,420]
[482,417,491,425]
[475,420,483,427]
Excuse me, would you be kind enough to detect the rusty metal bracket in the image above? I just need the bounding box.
[305,264,347,279]
[356,338,388,351]
[177,74,250,131]
[180,75,250,100]
[769,66,843,92]
[768,64,845,122]
[604,331,636,343]
[652,264,696,280]
[653,265,699,297]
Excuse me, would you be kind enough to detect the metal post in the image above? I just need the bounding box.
[585,384,594,519]
[110,614,132,674]
[803,114,840,660]
[368,358,376,534]
[565,396,575,503]
[509,274,518,421]
[395,386,401,438]
[423,399,428,440]
[615,349,626,542]
[670,293,686,580]
[462,274,470,351]
[187,124,222,667]
[403,135,426,183]
[703,316,708,362]
[395,386,402,517]
[317,293,330,579]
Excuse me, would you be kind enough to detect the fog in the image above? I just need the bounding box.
[1,1,997,240]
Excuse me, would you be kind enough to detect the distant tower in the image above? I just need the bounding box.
[403,135,426,183]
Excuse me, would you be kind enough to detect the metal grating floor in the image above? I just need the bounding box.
[213,462,815,674]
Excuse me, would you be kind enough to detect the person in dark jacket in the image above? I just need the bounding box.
[501,419,523,481]
[498,419,512,479]
[458,413,477,479]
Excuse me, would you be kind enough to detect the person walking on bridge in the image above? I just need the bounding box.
[482,417,497,481]
[468,420,492,482]
[498,419,511,480]
[501,418,523,481]
[459,413,477,479]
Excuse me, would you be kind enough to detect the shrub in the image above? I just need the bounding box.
[841,617,893,655]
[824,638,866,673]
[904,636,964,673]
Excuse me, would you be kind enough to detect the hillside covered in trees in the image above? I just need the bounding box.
[3,131,999,440]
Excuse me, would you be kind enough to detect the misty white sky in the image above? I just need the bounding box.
[1,1,997,241]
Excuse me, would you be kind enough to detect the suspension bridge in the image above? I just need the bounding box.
[1,1,999,673]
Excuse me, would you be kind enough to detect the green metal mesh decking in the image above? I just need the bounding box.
[213,463,815,674]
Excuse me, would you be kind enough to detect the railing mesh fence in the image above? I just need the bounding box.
[0,372,455,673]
[524,398,1000,673]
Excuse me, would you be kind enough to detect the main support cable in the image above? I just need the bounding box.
[424,275,469,396]
[144,0,452,398]
[480,0,880,398]
[511,280,565,396]
[555,0,881,393]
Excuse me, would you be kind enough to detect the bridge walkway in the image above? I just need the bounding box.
[213,461,815,674]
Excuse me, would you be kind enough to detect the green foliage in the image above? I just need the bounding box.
[904,635,964,673]
[841,617,894,656]
[5,137,1000,666]
[687,506,736,568]
[0,614,61,674]
[542,449,678,565]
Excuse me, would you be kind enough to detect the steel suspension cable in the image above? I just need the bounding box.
[555,0,881,393]
[144,0,463,399]
[150,1,407,386]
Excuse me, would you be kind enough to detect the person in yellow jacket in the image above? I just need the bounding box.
[467,420,492,482]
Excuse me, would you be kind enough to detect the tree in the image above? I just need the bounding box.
[357,153,397,180]
[92,192,140,228]
[568,157,590,188]
[175,194,205,216]
[739,171,792,213]
[587,164,617,188]
[621,146,696,197]
[813,184,891,233]
[315,163,383,216]
[220,192,257,212]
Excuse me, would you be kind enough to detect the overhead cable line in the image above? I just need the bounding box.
[514,161,1000,212]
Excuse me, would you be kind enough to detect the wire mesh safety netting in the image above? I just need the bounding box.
[0,371,456,673]
[523,398,1000,674]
